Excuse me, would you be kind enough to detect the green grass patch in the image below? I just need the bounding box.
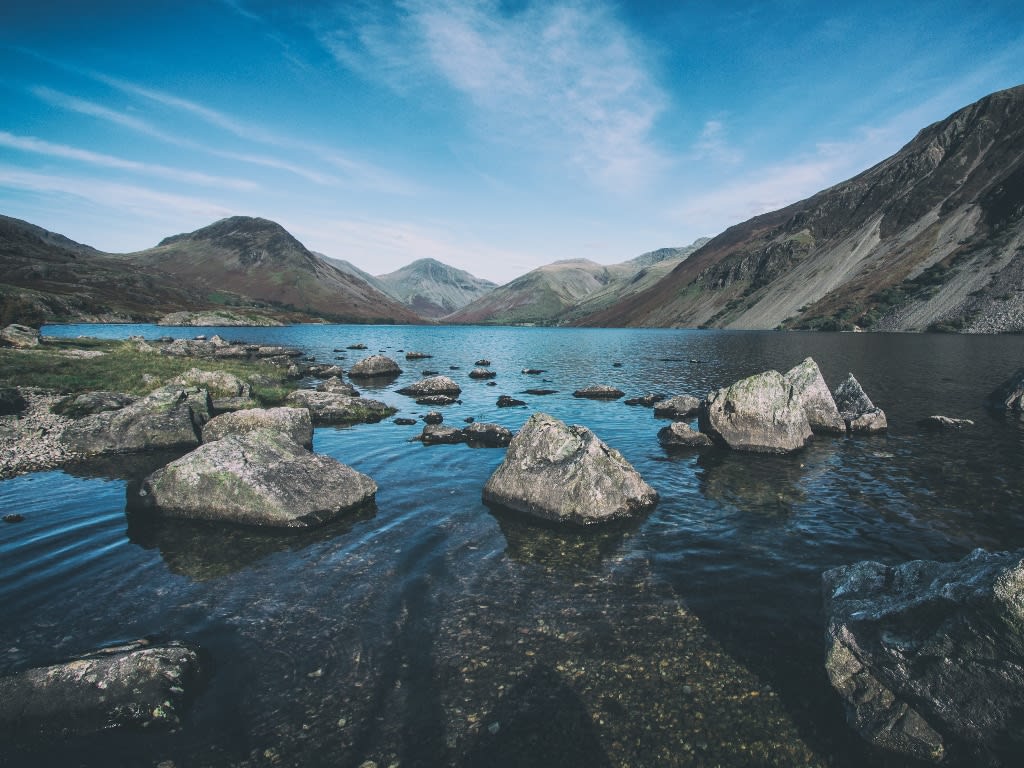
[0,338,295,405]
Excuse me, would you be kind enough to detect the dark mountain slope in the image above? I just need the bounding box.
[578,84,1024,332]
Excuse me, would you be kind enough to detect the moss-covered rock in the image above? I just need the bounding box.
[202,406,312,448]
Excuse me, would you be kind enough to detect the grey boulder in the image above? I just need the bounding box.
[419,424,467,445]
[0,640,203,739]
[316,376,359,397]
[202,406,313,449]
[396,375,462,397]
[51,391,136,419]
[285,389,396,425]
[169,367,252,399]
[482,412,657,525]
[138,428,377,528]
[348,354,402,378]
[573,385,625,400]
[62,385,212,456]
[0,323,40,349]
[823,549,1024,764]
[653,394,701,420]
[657,421,713,449]
[833,374,888,433]
[785,357,846,434]
[698,370,812,454]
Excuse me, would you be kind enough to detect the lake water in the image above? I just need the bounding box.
[3,324,1024,767]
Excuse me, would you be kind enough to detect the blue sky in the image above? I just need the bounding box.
[1,1,1021,284]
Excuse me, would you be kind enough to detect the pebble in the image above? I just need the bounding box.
[0,388,82,479]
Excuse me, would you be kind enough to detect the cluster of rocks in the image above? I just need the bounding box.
[0,387,81,478]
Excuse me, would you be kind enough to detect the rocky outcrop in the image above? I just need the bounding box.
[138,429,376,528]
[833,374,888,433]
[348,354,402,378]
[201,407,313,448]
[785,358,846,434]
[0,640,203,739]
[285,389,396,425]
[0,323,40,348]
[985,367,1024,416]
[463,422,513,447]
[653,394,701,420]
[657,422,713,449]
[396,375,462,397]
[573,385,625,400]
[698,370,812,454]
[169,367,252,399]
[51,391,136,418]
[61,385,212,456]
[316,376,359,397]
[823,549,1024,764]
[482,412,658,525]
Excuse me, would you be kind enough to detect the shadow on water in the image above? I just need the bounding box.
[123,501,378,581]
[458,665,612,768]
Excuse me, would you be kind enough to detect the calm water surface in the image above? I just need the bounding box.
[3,325,1024,767]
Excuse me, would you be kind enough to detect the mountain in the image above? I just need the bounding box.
[317,254,391,295]
[577,84,1024,333]
[0,215,422,325]
[373,258,497,319]
[446,241,708,325]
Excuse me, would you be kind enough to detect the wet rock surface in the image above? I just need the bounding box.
[201,406,313,449]
[699,370,812,454]
[823,548,1024,764]
[483,412,657,525]
[138,429,377,528]
[833,374,888,434]
[0,640,203,741]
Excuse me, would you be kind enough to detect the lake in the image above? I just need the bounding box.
[3,324,1023,767]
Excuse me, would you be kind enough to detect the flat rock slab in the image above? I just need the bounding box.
[62,385,212,456]
[348,354,402,378]
[573,385,625,400]
[699,370,812,454]
[202,406,313,448]
[483,412,657,525]
[653,394,701,420]
[823,548,1024,764]
[0,640,203,740]
[170,367,252,399]
[285,390,396,425]
[139,429,377,528]
[397,375,462,397]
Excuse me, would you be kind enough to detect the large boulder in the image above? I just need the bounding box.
[285,389,396,425]
[138,429,377,528]
[0,323,40,349]
[653,394,701,420]
[396,375,462,397]
[202,407,313,449]
[169,367,252,399]
[0,640,203,739]
[823,549,1024,764]
[784,358,846,434]
[833,374,888,434]
[482,412,658,525]
[62,385,212,456]
[698,370,812,454]
[348,354,402,378]
[985,367,1024,417]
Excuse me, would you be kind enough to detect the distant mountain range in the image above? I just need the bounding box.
[577,83,1024,333]
[1,84,1020,332]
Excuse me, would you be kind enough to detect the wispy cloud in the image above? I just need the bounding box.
[324,0,666,191]
[693,120,743,165]
[0,130,259,190]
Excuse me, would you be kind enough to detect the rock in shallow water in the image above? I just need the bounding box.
[138,428,377,528]
[483,412,657,525]
[822,548,1024,764]
[657,421,712,449]
[396,375,462,397]
[573,385,624,400]
[698,370,812,454]
[201,406,313,449]
[833,373,887,434]
[784,357,846,434]
[285,390,395,425]
[348,354,402,378]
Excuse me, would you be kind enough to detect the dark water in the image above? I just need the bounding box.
[3,325,1023,767]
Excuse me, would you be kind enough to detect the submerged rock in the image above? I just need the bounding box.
[62,385,212,456]
[823,549,1024,764]
[918,415,975,430]
[202,407,313,449]
[482,412,657,525]
[0,640,203,739]
[833,374,888,434]
[985,367,1024,416]
[139,429,377,528]
[785,358,846,434]
[624,394,667,407]
[657,422,713,449]
[573,385,625,400]
[698,370,812,454]
[285,390,396,425]
[348,354,402,378]
[653,394,701,420]
[397,375,462,398]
